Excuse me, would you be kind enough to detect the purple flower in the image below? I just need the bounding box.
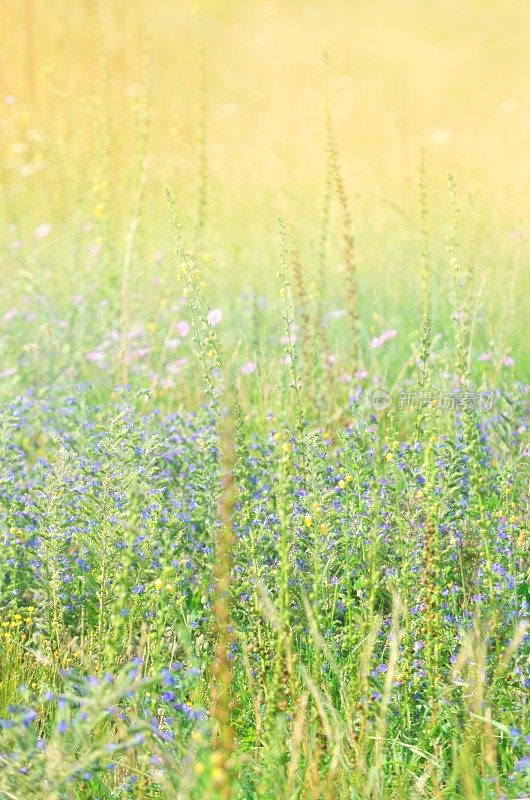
[167,358,188,375]
[176,320,190,337]
[2,308,17,323]
[207,308,222,327]
[241,361,257,375]
[85,350,106,364]
[371,329,397,349]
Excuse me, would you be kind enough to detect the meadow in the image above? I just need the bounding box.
[0,1,528,798]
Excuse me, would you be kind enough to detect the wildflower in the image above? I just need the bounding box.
[35,223,51,239]
[371,329,397,349]
[132,347,150,360]
[304,515,313,528]
[176,320,190,337]
[241,361,257,375]
[2,308,17,323]
[207,308,223,326]
[85,350,106,364]
[477,352,492,362]
[167,358,188,375]
[128,323,144,339]
[502,356,515,367]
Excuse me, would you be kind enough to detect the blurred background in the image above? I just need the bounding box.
[0,0,528,384]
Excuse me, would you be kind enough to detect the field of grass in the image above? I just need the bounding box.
[0,1,528,798]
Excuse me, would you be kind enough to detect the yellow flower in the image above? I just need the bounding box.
[346,474,353,483]
[386,452,394,462]
[337,479,346,490]
[304,515,313,528]
[212,766,226,785]
[165,584,175,594]
[154,578,163,591]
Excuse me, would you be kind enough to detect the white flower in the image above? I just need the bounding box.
[35,223,51,240]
